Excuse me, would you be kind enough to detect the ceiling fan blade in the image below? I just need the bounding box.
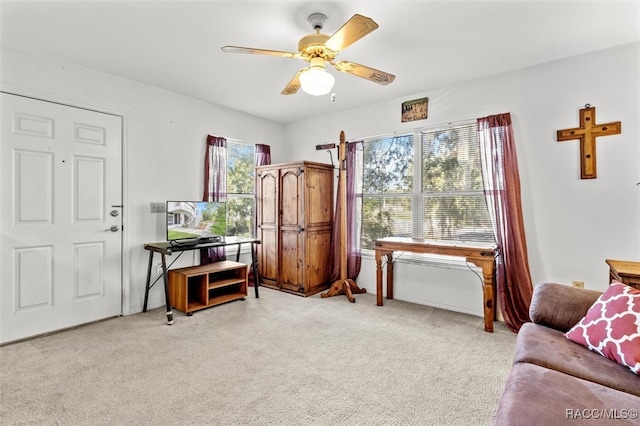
[334,61,395,85]
[281,70,303,95]
[325,14,379,52]
[221,46,298,59]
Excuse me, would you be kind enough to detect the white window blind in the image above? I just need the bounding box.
[420,123,494,242]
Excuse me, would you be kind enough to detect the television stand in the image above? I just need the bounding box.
[168,261,247,314]
[142,237,260,325]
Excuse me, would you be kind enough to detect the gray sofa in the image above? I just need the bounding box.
[493,282,640,425]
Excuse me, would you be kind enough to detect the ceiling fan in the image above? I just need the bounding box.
[221,13,396,96]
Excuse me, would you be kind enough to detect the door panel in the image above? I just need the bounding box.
[280,167,302,227]
[306,166,333,227]
[15,246,53,309]
[280,229,302,292]
[256,168,278,286]
[258,228,278,284]
[258,170,278,226]
[75,156,105,221]
[75,242,104,298]
[279,167,303,292]
[15,150,53,223]
[0,93,123,343]
[305,228,332,292]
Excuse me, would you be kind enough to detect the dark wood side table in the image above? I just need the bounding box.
[606,259,640,290]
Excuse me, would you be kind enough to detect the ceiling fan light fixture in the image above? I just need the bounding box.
[299,62,335,96]
[223,13,395,96]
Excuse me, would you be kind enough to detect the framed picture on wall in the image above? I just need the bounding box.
[401,97,428,122]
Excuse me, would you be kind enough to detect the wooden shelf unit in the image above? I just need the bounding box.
[168,260,248,314]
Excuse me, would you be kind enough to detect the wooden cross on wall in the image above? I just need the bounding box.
[557,105,621,179]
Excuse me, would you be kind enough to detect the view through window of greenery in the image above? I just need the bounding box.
[226,142,255,237]
[361,135,413,249]
[359,122,494,250]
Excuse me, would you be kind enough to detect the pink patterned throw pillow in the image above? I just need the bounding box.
[565,281,640,375]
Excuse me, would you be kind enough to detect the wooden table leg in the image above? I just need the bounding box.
[386,253,394,300]
[375,250,384,306]
[481,261,495,333]
[468,256,495,333]
[482,272,494,333]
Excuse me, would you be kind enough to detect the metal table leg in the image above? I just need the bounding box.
[143,251,154,312]
[252,242,260,298]
[160,254,173,325]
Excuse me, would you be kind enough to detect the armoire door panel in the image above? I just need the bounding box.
[257,170,278,226]
[280,168,302,228]
[306,166,334,227]
[279,229,302,292]
[256,168,279,288]
[304,228,333,289]
[258,227,278,284]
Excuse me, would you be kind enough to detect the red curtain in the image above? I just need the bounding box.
[201,135,227,264]
[255,143,271,167]
[253,144,271,239]
[202,135,227,202]
[477,113,533,332]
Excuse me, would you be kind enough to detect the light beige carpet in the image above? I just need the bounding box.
[1,288,516,425]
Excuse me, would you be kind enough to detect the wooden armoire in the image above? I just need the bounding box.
[255,161,334,296]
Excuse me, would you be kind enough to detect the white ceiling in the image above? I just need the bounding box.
[1,0,639,124]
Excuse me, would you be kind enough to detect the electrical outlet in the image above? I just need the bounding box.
[572,281,584,288]
[156,264,164,276]
[150,202,166,214]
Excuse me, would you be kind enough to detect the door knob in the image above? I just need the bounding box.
[105,225,119,232]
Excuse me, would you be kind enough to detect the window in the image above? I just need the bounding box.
[361,134,414,249]
[359,121,494,251]
[226,141,255,237]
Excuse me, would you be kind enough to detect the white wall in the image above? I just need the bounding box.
[2,42,638,320]
[285,42,640,317]
[1,46,287,314]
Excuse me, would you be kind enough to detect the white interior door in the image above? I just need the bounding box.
[0,93,123,344]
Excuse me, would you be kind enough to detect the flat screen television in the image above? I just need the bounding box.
[166,201,226,245]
